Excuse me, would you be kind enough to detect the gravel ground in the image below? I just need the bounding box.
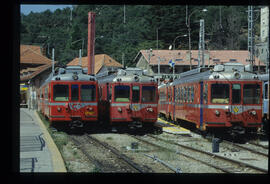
[61,140,96,172]
[150,132,268,173]
[91,133,223,173]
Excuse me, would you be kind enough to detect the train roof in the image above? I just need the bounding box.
[258,74,269,81]
[159,63,261,88]
[97,67,157,84]
[40,66,96,88]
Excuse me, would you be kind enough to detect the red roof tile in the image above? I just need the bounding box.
[20,45,52,65]
[67,54,123,74]
[138,50,265,66]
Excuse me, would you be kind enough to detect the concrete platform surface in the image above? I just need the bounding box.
[20,108,66,172]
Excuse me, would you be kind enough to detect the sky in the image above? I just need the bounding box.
[20,4,72,15]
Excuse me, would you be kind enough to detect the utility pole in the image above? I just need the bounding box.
[79,49,82,66]
[198,19,205,68]
[52,48,55,75]
[122,5,126,68]
[247,6,255,68]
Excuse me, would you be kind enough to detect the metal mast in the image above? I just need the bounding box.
[247,6,255,67]
[198,19,205,68]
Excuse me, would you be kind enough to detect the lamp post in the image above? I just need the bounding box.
[147,48,152,74]
[71,35,103,66]
[186,8,207,70]
[173,34,187,50]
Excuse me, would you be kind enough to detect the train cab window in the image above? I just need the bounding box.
[232,84,241,104]
[142,86,156,103]
[211,84,229,104]
[115,85,130,102]
[243,84,260,104]
[132,86,140,103]
[81,85,96,101]
[53,84,69,101]
[71,84,79,101]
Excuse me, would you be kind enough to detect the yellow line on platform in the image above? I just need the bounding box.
[35,111,67,172]
[158,118,190,132]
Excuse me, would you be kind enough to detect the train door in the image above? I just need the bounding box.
[131,84,140,119]
[230,83,243,121]
[199,81,204,130]
[167,86,172,119]
[165,86,169,117]
[173,85,176,121]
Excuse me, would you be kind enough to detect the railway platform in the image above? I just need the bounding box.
[155,118,190,135]
[20,108,66,172]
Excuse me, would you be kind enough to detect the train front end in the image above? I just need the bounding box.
[204,64,262,135]
[48,67,99,128]
[110,69,158,127]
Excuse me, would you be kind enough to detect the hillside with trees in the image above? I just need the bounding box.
[20,5,261,67]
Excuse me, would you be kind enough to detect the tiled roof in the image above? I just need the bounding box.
[20,63,52,82]
[20,45,56,82]
[137,50,265,66]
[67,54,123,74]
[20,45,52,65]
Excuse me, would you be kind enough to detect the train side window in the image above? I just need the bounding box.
[71,84,79,101]
[168,89,170,101]
[177,87,180,102]
[180,87,183,103]
[232,84,241,104]
[132,86,140,103]
[183,87,186,103]
[203,84,208,104]
[175,88,178,102]
[264,83,268,99]
[191,86,194,102]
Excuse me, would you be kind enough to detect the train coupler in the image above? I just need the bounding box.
[129,121,143,128]
[69,120,84,129]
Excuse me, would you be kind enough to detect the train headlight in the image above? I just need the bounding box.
[57,107,61,112]
[215,110,220,116]
[118,107,122,112]
[87,107,93,111]
[249,110,256,116]
[72,74,78,80]
[147,108,153,112]
[234,72,241,79]
[134,76,139,82]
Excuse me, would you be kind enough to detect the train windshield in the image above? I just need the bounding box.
[53,84,69,101]
[243,84,260,104]
[211,84,229,104]
[114,85,130,102]
[142,86,156,103]
[81,85,96,101]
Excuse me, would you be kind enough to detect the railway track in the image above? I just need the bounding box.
[222,140,268,157]
[132,134,268,174]
[69,134,150,173]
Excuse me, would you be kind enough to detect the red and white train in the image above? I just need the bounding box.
[159,63,263,136]
[97,68,158,128]
[38,66,99,128]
